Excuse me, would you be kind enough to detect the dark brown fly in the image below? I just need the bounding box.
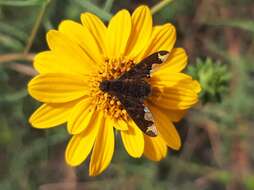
[100,51,169,137]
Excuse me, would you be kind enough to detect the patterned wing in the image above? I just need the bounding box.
[116,93,158,137]
[119,51,169,80]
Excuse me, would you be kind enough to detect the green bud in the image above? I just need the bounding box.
[187,57,230,104]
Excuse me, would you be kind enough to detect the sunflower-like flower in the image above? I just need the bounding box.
[28,6,201,176]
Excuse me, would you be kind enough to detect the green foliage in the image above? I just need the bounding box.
[188,58,230,104]
[244,175,254,190]
[74,0,112,21]
[209,19,254,33]
[0,0,46,6]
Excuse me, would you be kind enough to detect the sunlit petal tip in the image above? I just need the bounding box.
[133,5,151,16]
[80,12,107,34]
[178,47,188,57]
[144,135,168,161]
[164,22,176,32]
[65,141,81,167]
[140,22,177,59]
[33,51,48,73]
[58,19,74,30]
[46,29,56,37]
[106,9,131,58]
[89,170,98,177]
[27,75,40,100]
[152,48,188,75]
[126,4,152,59]
[80,12,89,17]
[193,80,202,93]
[121,121,144,158]
[172,137,182,150]
[29,103,73,129]
[29,112,41,128]
[148,104,182,149]
[116,9,130,15]
[80,12,107,55]
[58,20,104,66]
[46,29,58,48]
[166,23,176,45]
[89,117,114,176]
[165,22,176,34]
[80,12,97,20]
[149,72,200,110]
[136,4,149,9]
[33,51,44,63]
[28,73,90,103]
[81,12,97,19]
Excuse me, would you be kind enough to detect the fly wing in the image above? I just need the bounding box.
[119,51,170,80]
[116,93,158,137]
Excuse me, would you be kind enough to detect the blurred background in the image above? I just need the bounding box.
[0,0,254,189]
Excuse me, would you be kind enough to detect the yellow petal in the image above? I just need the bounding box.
[157,77,200,94]
[67,98,95,135]
[121,120,144,158]
[34,51,92,74]
[29,101,77,129]
[126,5,152,59]
[46,30,97,73]
[150,73,200,110]
[192,80,202,93]
[89,115,115,176]
[150,89,198,110]
[152,48,188,74]
[160,108,187,122]
[58,20,104,67]
[114,118,128,130]
[146,101,187,122]
[151,72,192,84]
[28,73,90,103]
[81,13,107,54]
[144,135,167,161]
[148,104,181,150]
[105,9,131,58]
[65,111,103,166]
[139,23,176,61]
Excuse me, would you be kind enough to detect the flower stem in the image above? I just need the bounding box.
[151,0,174,15]
[23,0,50,54]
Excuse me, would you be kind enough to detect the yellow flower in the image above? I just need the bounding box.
[28,5,201,176]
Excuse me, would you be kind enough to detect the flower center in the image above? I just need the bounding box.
[89,57,135,120]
